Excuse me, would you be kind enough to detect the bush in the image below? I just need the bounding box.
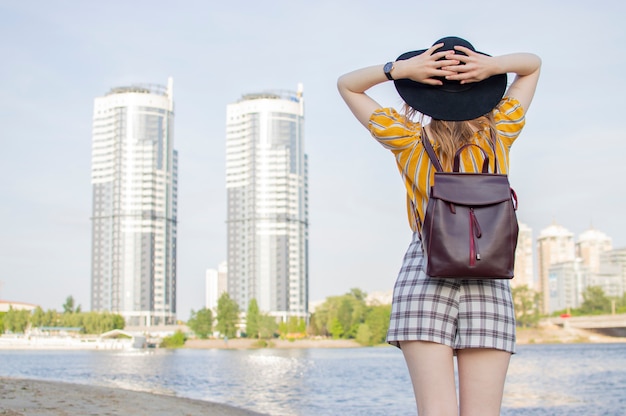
[160,330,186,348]
[355,323,373,346]
[253,339,275,348]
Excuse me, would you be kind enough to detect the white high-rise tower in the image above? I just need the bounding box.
[225,85,308,321]
[90,78,177,326]
[537,223,575,314]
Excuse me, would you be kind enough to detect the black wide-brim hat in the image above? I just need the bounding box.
[394,36,507,121]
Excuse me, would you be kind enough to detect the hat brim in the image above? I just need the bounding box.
[393,49,507,121]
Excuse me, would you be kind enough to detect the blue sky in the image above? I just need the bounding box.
[1,0,625,320]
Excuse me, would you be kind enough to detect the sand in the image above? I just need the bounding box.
[0,377,267,416]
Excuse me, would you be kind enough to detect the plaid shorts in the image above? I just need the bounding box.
[387,232,516,353]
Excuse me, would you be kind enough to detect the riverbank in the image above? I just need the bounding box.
[1,326,624,351]
[186,325,626,349]
[516,323,626,344]
[184,337,361,349]
[0,377,266,416]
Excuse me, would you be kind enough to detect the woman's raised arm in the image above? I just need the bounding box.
[337,44,460,128]
[443,48,542,112]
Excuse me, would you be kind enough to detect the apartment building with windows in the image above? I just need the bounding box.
[225,86,308,321]
[90,78,177,326]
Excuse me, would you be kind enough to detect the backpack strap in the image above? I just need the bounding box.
[421,130,444,173]
[453,144,490,173]
[485,130,500,174]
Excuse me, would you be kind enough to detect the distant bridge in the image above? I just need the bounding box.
[544,314,626,337]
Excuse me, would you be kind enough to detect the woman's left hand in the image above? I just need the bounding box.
[441,45,496,84]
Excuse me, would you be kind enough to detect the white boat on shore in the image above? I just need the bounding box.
[0,329,147,350]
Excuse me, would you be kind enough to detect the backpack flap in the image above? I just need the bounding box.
[431,172,513,206]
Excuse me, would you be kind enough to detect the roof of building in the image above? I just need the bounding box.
[578,227,612,243]
[0,300,38,312]
[538,223,574,239]
[107,83,169,97]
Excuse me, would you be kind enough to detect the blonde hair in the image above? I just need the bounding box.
[404,104,497,171]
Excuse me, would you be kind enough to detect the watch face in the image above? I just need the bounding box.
[384,62,394,80]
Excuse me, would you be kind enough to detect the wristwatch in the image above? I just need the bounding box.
[384,61,395,80]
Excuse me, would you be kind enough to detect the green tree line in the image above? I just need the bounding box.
[512,284,542,328]
[514,284,626,324]
[184,286,626,345]
[308,288,391,346]
[1,296,124,334]
[551,285,626,316]
[186,293,308,342]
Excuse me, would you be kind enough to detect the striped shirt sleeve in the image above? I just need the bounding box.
[494,97,526,147]
[368,108,421,153]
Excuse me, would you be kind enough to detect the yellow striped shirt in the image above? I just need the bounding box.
[368,97,526,232]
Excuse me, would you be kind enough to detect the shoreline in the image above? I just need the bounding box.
[1,326,624,351]
[186,326,626,349]
[184,337,362,349]
[0,377,267,416]
[515,323,626,345]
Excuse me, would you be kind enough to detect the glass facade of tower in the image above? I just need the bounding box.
[225,87,308,320]
[90,79,177,326]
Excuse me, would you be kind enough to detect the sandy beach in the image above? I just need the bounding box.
[0,377,267,416]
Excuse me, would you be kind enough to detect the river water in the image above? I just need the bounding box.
[1,343,625,415]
